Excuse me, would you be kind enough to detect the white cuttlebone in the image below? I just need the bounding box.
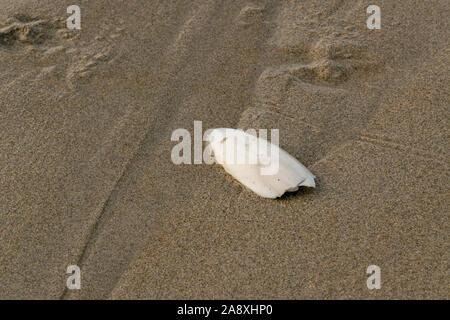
[206,128,315,199]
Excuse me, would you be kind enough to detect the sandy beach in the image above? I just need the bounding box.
[0,0,448,299]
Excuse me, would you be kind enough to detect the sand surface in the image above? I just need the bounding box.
[0,0,448,299]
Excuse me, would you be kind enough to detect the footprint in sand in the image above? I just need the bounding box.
[0,13,122,89]
[238,0,380,164]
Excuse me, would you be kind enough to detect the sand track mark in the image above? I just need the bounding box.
[358,134,448,165]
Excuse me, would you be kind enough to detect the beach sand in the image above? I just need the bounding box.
[0,0,448,299]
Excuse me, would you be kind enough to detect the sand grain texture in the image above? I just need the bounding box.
[0,0,448,299]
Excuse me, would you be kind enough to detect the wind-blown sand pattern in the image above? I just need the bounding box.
[0,0,448,299]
